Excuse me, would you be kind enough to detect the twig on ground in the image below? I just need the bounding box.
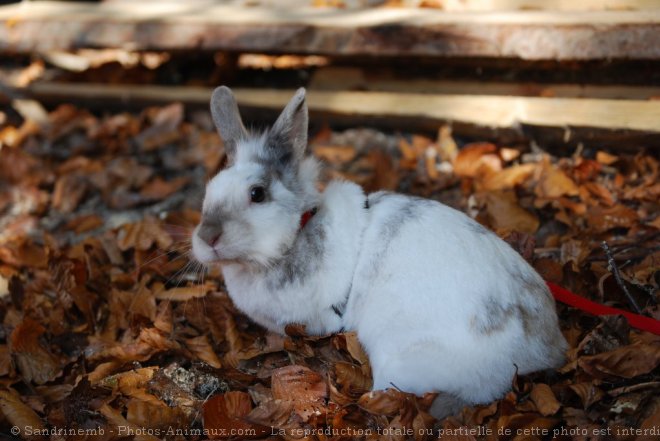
[601,241,643,314]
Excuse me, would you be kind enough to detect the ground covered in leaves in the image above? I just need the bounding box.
[0,102,659,441]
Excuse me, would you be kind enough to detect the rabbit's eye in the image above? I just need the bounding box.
[250,186,266,203]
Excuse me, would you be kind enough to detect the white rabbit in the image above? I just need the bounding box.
[192,86,568,418]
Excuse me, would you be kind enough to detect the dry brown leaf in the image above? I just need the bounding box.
[483,191,539,233]
[573,158,602,182]
[246,399,295,428]
[0,345,12,377]
[530,383,561,416]
[368,149,399,192]
[52,173,88,213]
[139,176,189,200]
[648,215,660,230]
[624,181,660,201]
[495,413,557,440]
[578,344,660,379]
[568,382,604,409]
[154,283,215,301]
[64,213,104,233]
[586,204,638,234]
[0,389,46,439]
[639,399,660,437]
[225,332,286,368]
[438,417,477,441]
[34,384,74,404]
[358,389,406,416]
[87,328,179,363]
[436,125,458,162]
[99,366,157,394]
[453,142,501,178]
[560,239,590,270]
[419,0,444,9]
[412,410,436,441]
[87,361,123,384]
[535,161,579,199]
[596,151,619,165]
[478,163,536,191]
[556,197,587,215]
[9,318,60,385]
[334,361,372,397]
[312,145,357,164]
[126,283,157,322]
[153,300,174,334]
[185,335,222,368]
[135,103,184,151]
[0,239,48,269]
[127,398,190,431]
[582,182,615,206]
[333,331,370,366]
[398,137,419,171]
[284,323,308,337]
[203,391,264,439]
[99,403,161,441]
[271,365,327,403]
[0,147,47,185]
[117,219,173,251]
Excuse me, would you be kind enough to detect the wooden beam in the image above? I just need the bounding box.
[103,0,660,12]
[0,2,659,60]
[14,82,660,146]
[310,67,660,100]
[399,0,660,11]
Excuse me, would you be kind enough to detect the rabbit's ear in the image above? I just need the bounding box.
[211,86,247,162]
[266,88,308,167]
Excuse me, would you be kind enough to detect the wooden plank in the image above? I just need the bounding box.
[310,67,660,100]
[406,0,660,11]
[16,82,660,136]
[0,2,659,60]
[103,0,660,12]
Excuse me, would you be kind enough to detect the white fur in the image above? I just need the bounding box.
[343,193,566,403]
[193,87,568,417]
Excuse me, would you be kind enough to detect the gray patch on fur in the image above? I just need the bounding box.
[263,87,307,167]
[204,203,233,223]
[473,260,567,366]
[197,220,223,245]
[263,158,303,197]
[264,129,295,167]
[464,218,491,235]
[363,195,432,282]
[265,216,326,290]
[505,263,557,338]
[472,297,517,335]
[472,287,549,336]
[332,299,347,317]
[517,271,566,363]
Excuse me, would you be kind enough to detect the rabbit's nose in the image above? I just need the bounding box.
[198,223,222,248]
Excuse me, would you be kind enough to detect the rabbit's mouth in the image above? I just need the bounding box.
[191,226,223,264]
[191,229,257,266]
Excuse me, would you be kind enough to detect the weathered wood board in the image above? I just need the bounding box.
[13,82,660,148]
[310,67,660,100]
[0,2,659,60]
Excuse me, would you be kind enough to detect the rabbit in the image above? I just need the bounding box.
[191,86,568,418]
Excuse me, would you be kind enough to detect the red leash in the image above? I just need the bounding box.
[547,281,660,336]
